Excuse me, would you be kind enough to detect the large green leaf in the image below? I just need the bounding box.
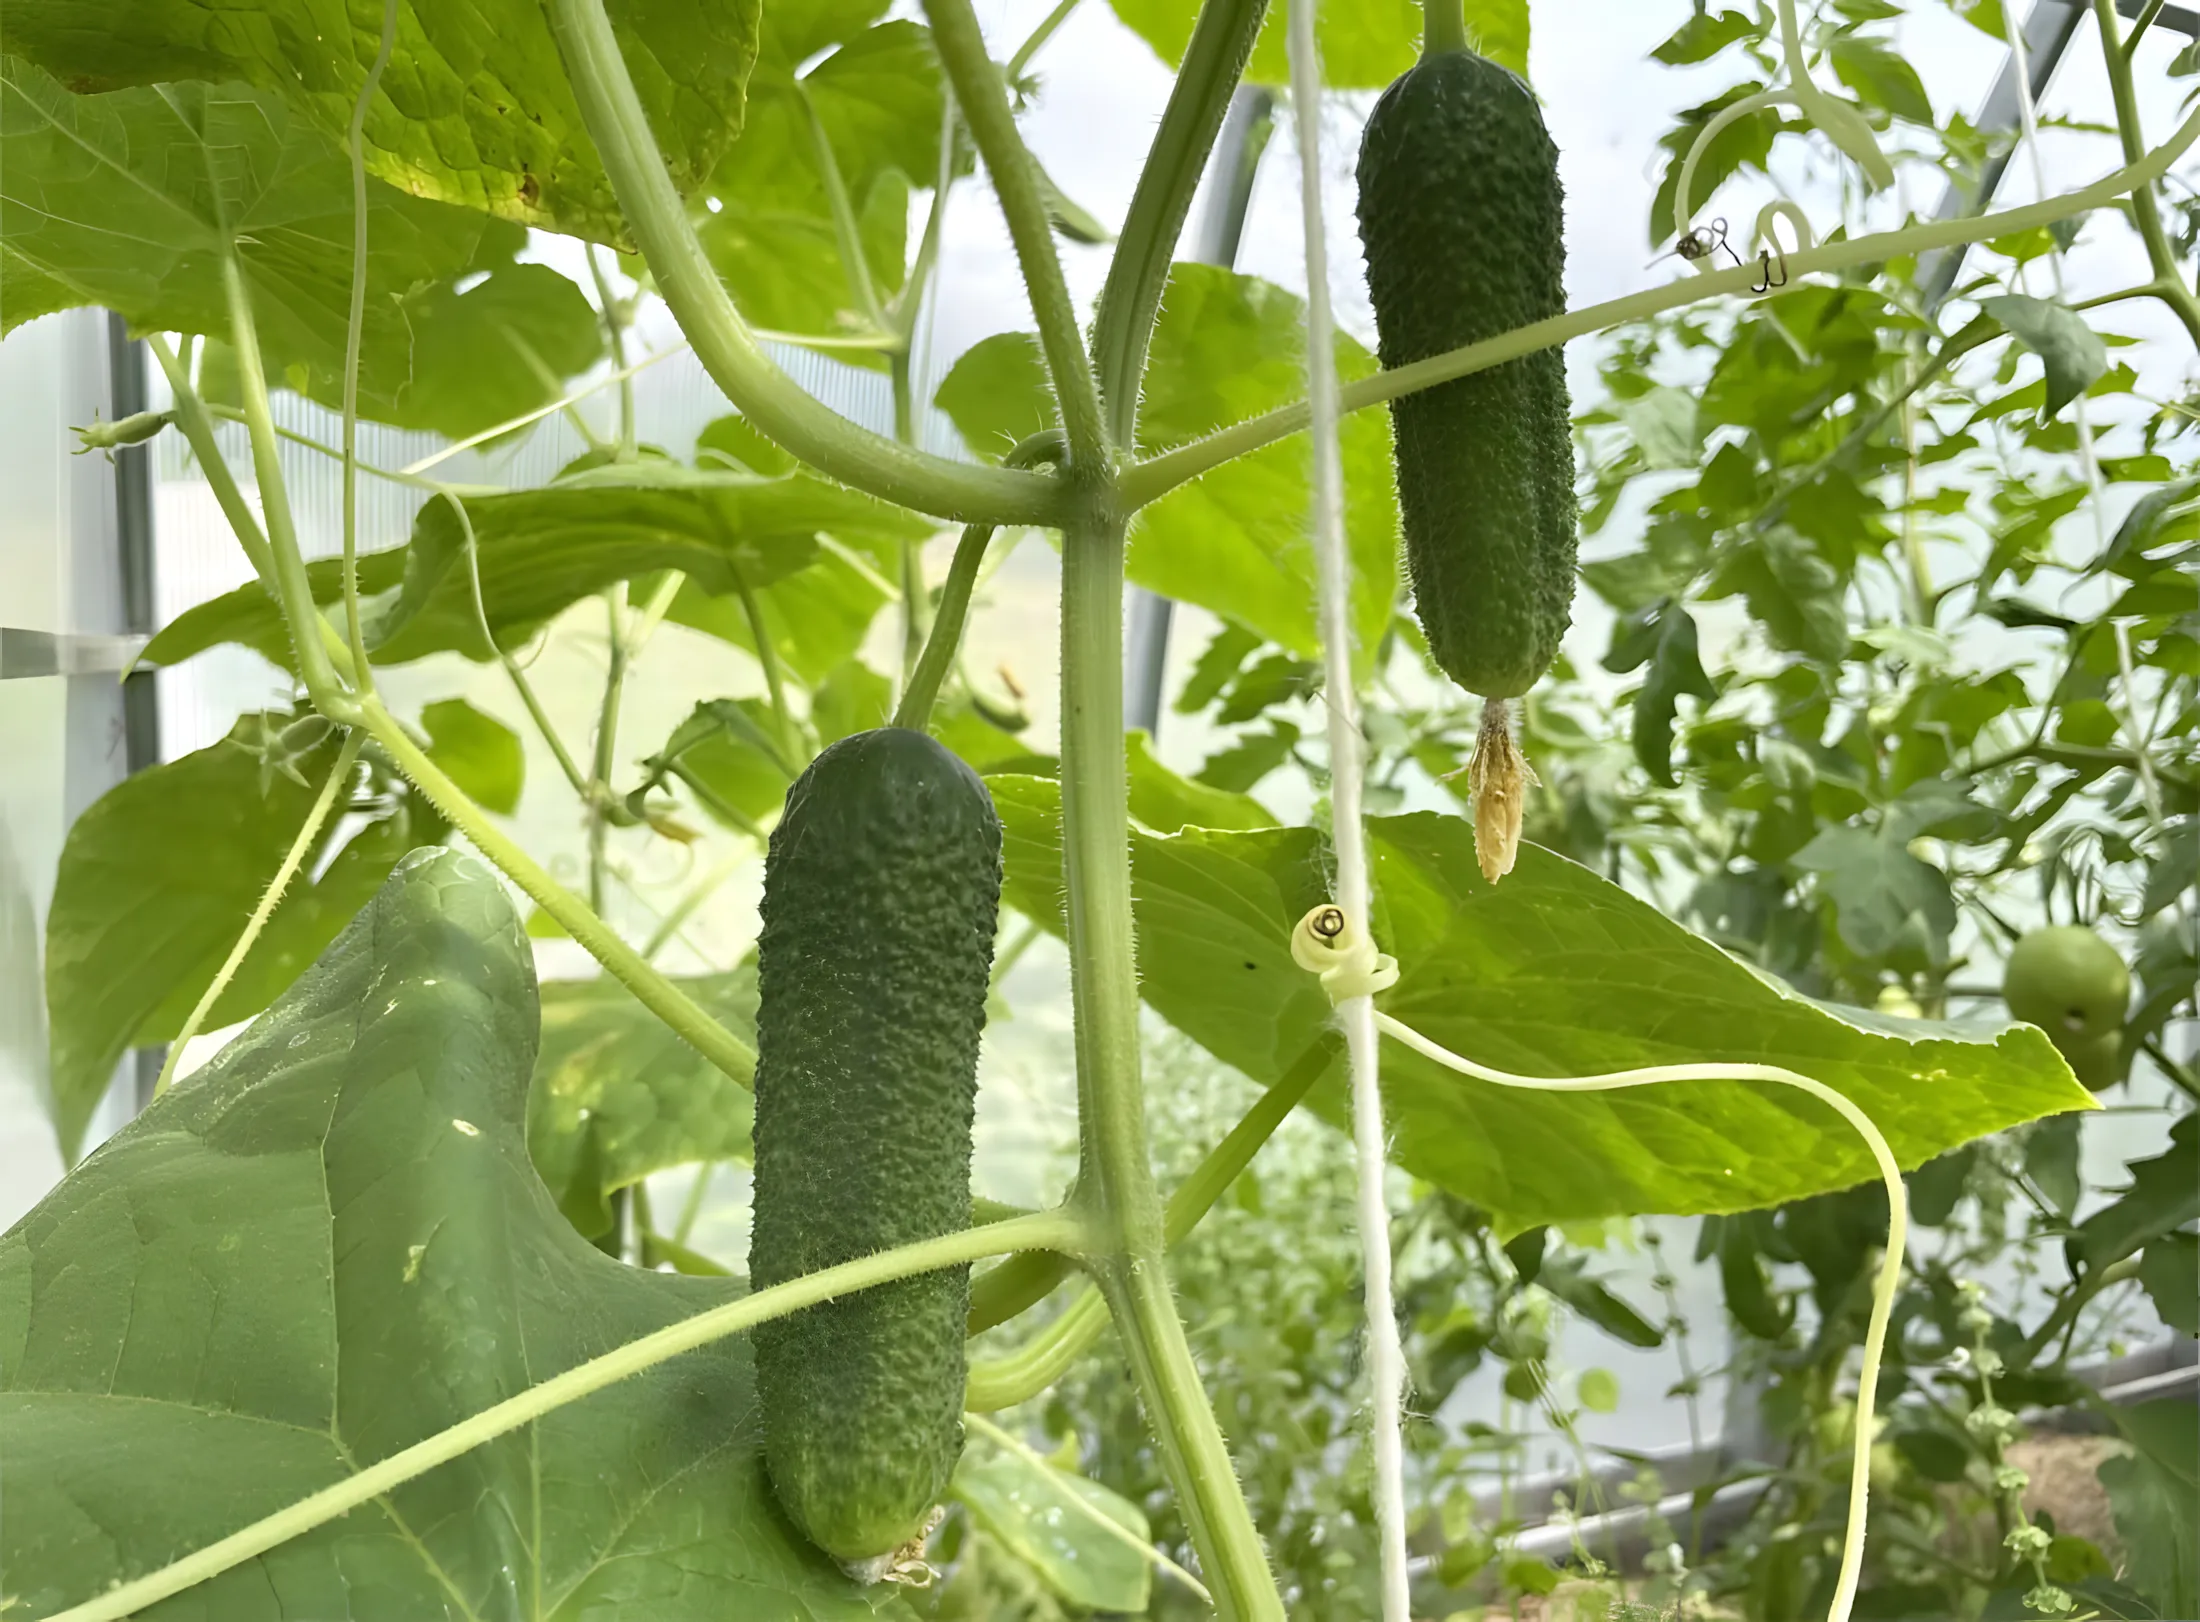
[1105,0,1528,84]
[700,7,944,350]
[3,849,883,1619]
[41,714,436,1162]
[1135,264,1401,678]
[0,63,603,439]
[143,465,928,670]
[0,0,757,241]
[529,970,758,1241]
[985,776,2090,1228]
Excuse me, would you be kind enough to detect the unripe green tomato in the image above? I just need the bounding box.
[2002,926,2129,1081]
[2059,1028,2123,1090]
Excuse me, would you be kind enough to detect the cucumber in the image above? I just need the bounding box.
[750,727,1002,1569]
[1356,41,1577,700]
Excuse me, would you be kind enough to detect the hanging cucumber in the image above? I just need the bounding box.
[749,727,1003,1573]
[1356,22,1577,880]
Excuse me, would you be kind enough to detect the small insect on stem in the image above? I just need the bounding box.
[1663,216,1743,272]
[1751,241,1790,294]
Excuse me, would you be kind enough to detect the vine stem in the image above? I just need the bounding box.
[220,255,349,710]
[1284,2,1409,1615]
[403,345,683,478]
[542,0,1064,525]
[1119,99,2200,510]
[1089,0,1266,445]
[40,1211,1086,1622]
[895,432,1067,732]
[797,81,890,336]
[922,0,1107,468]
[2094,0,2200,347]
[1059,509,1282,1618]
[1371,1012,1925,1622]
[151,732,364,1098]
[351,693,759,1088]
[1422,0,1468,55]
[894,521,993,730]
[339,0,399,690]
[1673,91,1796,245]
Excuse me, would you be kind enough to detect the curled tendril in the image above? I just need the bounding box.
[1290,904,1400,1002]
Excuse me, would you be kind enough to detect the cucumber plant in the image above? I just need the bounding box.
[4,1,2194,1620]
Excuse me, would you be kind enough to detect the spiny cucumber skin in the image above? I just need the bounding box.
[750,727,1001,1566]
[1357,47,1578,700]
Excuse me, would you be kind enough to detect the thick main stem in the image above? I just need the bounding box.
[1059,515,1280,1618]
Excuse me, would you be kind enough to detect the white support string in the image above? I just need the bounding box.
[1282,5,1413,1616]
[1998,0,2165,830]
[1289,902,1914,1622]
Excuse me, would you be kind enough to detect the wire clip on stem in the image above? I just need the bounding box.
[1291,904,1400,1002]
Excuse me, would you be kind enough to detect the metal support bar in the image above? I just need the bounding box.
[1124,86,1276,736]
[1921,0,2197,311]
[106,311,164,1110]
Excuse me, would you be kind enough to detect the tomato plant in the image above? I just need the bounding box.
[2,1,2191,1619]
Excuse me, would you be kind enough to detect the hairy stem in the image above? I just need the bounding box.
[1120,103,2200,509]
[896,431,1066,732]
[969,1034,1336,1334]
[1090,0,1267,446]
[923,0,1108,467]
[586,244,638,458]
[221,256,352,713]
[587,586,631,914]
[45,1211,1087,1622]
[1006,0,1085,78]
[444,490,589,798]
[355,695,758,1088]
[1422,0,1469,55]
[152,732,364,1098]
[1059,512,1280,1617]
[543,0,1062,524]
[797,80,890,335]
[339,0,400,690]
[145,337,282,600]
[896,523,993,731]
